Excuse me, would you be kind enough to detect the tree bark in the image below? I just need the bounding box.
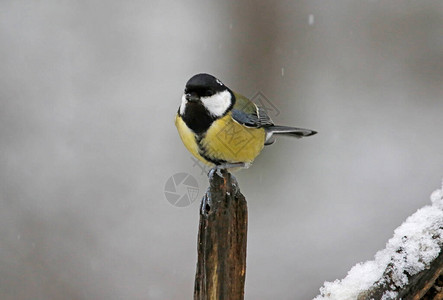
[357,251,443,300]
[194,170,248,300]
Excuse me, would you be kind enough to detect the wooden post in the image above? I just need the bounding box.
[194,170,248,300]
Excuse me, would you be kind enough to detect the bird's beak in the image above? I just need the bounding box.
[185,93,200,102]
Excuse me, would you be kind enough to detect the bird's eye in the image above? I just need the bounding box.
[205,90,214,97]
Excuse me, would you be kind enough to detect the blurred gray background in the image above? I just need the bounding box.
[1,1,442,299]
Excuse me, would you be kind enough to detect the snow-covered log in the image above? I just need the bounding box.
[315,180,443,300]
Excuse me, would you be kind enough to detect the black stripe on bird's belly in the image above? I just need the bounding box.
[195,133,226,166]
[181,102,215,135]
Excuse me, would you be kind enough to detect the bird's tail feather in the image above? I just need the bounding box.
[264,125,317,145]
[269,125,317,137]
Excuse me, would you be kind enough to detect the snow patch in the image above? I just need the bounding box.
[431,179,443,209]
[315,179,443,300]
[381,290,398,300]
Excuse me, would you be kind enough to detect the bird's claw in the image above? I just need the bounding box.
[207,162,251,177]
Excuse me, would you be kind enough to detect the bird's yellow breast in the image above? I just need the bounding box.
[175,114,206,163]
[175,113,265,166]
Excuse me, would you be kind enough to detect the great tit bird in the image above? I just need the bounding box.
[175,73,317,170]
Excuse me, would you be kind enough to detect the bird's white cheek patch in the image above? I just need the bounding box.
[179,94,187,115]
[201,90,231,117]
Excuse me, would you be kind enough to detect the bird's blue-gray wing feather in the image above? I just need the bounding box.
[231,107,274,127]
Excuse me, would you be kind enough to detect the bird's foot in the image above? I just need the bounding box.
[207,162,251,177]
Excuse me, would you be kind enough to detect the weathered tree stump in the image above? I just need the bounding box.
[194,170,247,300]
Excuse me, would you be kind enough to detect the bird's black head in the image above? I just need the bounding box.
[179,73,235,135]
[184,73,228,100]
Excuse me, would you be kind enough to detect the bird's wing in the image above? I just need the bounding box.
[231,92,274,128]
